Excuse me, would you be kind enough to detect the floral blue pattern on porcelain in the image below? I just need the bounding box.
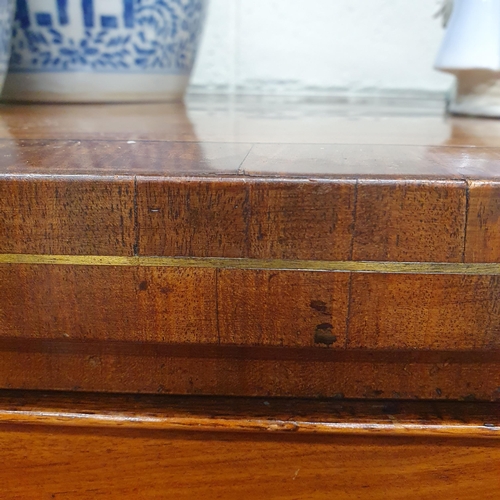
[9,0,206,73]
[0,0,13,71]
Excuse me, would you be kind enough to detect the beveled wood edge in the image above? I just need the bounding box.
[1,254,499,274]
[2,411,498,437]
[0,391,498,438]
[2,172,498,182]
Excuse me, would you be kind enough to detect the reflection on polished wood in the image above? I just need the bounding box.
[0,96,500,151]
[0,97,499,178]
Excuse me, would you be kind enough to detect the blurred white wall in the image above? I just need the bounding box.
[190,0,453,96]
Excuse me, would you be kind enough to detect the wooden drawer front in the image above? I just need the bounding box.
[1,264,500,350]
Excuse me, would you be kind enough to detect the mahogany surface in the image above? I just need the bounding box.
[0,391,498,499]
[0,97,499,399]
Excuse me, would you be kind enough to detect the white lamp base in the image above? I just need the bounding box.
[447,70,500,117]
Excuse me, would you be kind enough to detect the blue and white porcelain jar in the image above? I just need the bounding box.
[0,0,14,92]
[3,0,208,101]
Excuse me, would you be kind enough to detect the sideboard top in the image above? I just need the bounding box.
[0,96,498,179]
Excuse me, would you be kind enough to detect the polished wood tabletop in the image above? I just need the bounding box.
[0,96,499,178]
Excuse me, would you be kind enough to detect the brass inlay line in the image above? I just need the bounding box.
[0,254,499,275]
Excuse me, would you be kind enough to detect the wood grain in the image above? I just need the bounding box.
[0,140,499,180]
[247,180,355,260]
[2,425,499,500]
[0,176,135,256]
[348,274,500,350]
[2,264,500,352]
[465,181,500,263]
[0,390,498,436]
[3,263,500,350]
[352,180,467,262]
[0,265,217,343]
[0,392,497,499]
[137,178,249,257]
[0,339,498,400]
[1,99,500,400]
[137,179,356,260]
[0,139,251,176]
[217,270,350,347]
